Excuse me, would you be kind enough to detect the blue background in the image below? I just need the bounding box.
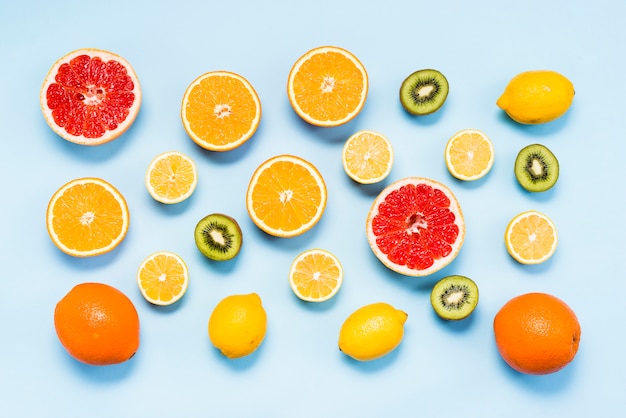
[1,0,624,416]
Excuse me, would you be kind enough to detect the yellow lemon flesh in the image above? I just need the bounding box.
[338,302,408,361]
[496,70,574,124]
[208,293,267,359]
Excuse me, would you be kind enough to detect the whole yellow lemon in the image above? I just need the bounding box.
[338,302,408,361]
[208,293,267,359]
[496,70,574,124]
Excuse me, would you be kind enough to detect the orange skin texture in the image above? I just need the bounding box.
[54,282,140,366]
[493,292,581,375]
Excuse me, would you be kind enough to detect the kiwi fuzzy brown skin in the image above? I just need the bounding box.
[514,144,559,192]
[399,69,449,116]
[194,213,243,261]
[430,275,479,321]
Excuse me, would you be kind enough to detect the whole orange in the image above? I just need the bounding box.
[493,292,581,375]
[54,282,140,366]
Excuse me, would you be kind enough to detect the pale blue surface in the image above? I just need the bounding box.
[1,0,624,416]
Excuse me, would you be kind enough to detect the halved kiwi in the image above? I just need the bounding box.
[194,213,242,261]
[514,144,559,192]
[430,275,478,320]
[399,69,449,115]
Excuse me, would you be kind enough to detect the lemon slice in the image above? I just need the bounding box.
[342,130,394,184]
[444,129,494,181]
[146,151,197,204]
[137,251,189,306]
[505,211,558,264]
[289,249,343,302]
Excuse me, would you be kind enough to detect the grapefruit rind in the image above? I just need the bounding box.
[366,177,465,277]
[40,48,142,146]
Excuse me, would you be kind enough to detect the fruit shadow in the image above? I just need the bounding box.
[49,240,128,271]
[284,103,369,145]
[47,112,142,162]
[338,338,404,372]
[208,334,266,372]
[497,108,572,137]
[430,304,480,333]
[244,215,324,254]
[398,101,448,126]
[58,345,138,383]
[509,174,560,203]
[492,342,578,394]
[506,249,558,275]
[145,191,195,216]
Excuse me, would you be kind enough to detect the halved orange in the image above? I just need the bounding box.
[246,155,327,238]
[444,129,494,181]
[145,151,197,204]
[46,178,130,257]
[137,251,189,306]
[287,46,368,127]
[181,71,261,151]
[505,210,558,264]
[289,249,343,302]
[342,130,394,184]
[40,48,141,145]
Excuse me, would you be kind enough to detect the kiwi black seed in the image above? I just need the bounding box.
[430,275,479,321]
[194,213,242,261]
[514,144,559,192]
[399,69,449,116]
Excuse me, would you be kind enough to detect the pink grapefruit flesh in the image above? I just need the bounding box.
[366,177,465,276]
[40,49,142,145]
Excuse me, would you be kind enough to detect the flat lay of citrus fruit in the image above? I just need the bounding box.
[137,251,189,306]
[246,154,327,238]
[494,292,581,375]
[339,302,408,361]
[287,45,368,127]
[366,177,465,276]
[40,48,141,145]
[208,293,267,359]
[145,151,197,204]
[54,282,140,366]
[496,70,574,124]
[505,210,557,264]
[181,71,261,151]
[46,177,130,257]
[289,249,343,302]
[444,129,494,181]
[342,130,394,184]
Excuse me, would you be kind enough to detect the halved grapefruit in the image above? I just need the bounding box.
[366,177,465,276]
[40,48,142,145]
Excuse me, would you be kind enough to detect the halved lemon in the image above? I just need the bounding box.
[342,130,393,184]
[444,129,494,181]
[137,251,189,306]
[145,151,197,204]
[504,210,558,264]
[289,249,343,302]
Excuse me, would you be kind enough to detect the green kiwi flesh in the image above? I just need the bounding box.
[514,144,559,192]
[430,275,479,320]
[194,213,242,261]
[399,69,449,115]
